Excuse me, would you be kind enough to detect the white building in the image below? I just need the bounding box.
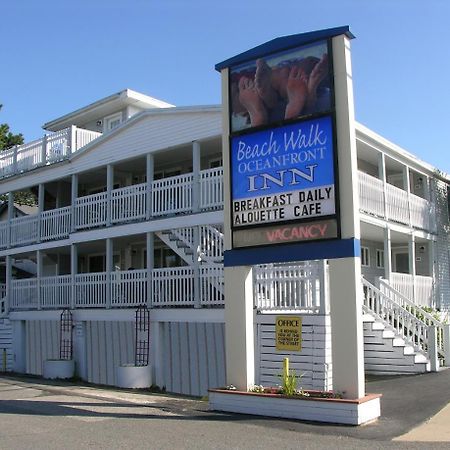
[0,87,449,395]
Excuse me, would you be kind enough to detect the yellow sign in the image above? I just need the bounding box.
[275,316,302,351]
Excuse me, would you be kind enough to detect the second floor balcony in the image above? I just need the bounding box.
[0,126,101,180]
[0,167,437,251]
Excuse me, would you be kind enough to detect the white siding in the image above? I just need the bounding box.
[255,315,332,391]
[161,321,226,396]
[0,318,13,371]
[25,320,60,375]
[85,320,135,386]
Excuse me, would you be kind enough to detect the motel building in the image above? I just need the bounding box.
[0,27,449,423]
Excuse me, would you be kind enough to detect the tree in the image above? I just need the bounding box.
[0,104,36,206]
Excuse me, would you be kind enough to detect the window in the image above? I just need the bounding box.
[209,158,223,169]
[361,247,370,267]
[376,249,384,269]
[104,112,122,132]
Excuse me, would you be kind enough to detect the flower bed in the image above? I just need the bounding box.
[208,388,381,425]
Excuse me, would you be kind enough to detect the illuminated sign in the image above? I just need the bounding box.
[229,40,332,134]
[276,316,302,351]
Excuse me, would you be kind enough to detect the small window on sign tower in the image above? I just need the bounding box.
[376,249,384,269]
[361,247,370,267]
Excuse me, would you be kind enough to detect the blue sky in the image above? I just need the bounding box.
[1,0,449,173]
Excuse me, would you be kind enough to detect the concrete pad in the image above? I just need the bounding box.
[394,402,450,442]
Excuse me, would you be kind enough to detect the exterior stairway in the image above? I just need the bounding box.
[361,277,448,375]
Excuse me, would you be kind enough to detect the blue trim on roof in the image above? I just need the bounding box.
[215,26,354,71]
[224,238,360,267]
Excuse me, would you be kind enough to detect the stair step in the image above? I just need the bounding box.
[362,314,375,323]
[414,353,429,363]
[392,337,406,347]
[371,321,386,331]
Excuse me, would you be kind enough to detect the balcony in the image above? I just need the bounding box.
[0,127,101,180]
[0,167,224,249]
[358,171,435,232]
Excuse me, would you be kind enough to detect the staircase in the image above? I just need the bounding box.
[155,225,224,296]
[362,277,448,375]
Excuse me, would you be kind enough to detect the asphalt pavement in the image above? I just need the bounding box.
[0,370,449,448]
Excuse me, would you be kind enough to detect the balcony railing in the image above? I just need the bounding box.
[0,168,224,249]
[358,170,435,232]
[0,127,101,180]
[390,272,434,307]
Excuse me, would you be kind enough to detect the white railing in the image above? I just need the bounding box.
[111,269,147,307]
[75,191,108,229]
[200,265,224,305]
[10,279,38,310]
[200,225,224,263]
[152,173,193,216]
[363,277,445,361]
[390,272,434,307]
[385,183,410,225]
[254,262,324,312]
[0,127,101,180]
[75,128,102,150]
[10,215,39,246]
[0,222,8,249]
[40,275,71,309]
[75,272,107,307]
[152,267,195,306]
[358,171,385,218]
[111,183,147,224]
[200,167,223,210]
[410,194,433,231]
[41,206,72,241]
[0,283,6,315]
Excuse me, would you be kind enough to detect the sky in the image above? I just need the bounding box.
[1,0,449,173]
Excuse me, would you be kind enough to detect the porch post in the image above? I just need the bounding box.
[403,166,412,226]
[409,234,416,303]
[7,191,13,248]
[428,326,439,372]
[146,154,154,220]
[69,125,76,155]
[71,174,78,232]
[70,244,77,310]
[318,259,329,315]
[384,227,392,282]
[146,232,154,308]
[192,141,201,213]
[37,250,43,311]
[443,325,450,367]
[5,255,12,315]
[193,226,201,308]
[106,164,114,227]
[378,152,387,219]
[41,134,48,166]
[106,238,113,309]
[38,183,44,243]
[429,240,437,307]
[328,34,365,399]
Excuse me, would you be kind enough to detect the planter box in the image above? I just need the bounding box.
[209,389,381,425]
[116,365,152,389]
[43,359,74,380]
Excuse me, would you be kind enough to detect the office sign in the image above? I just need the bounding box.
[276,316,302,351]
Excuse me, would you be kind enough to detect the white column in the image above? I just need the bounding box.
[146,232,154,308]
[69,125,76,156]
[378,153,387,219]
[5,255,12,315]
[329,34,365,399]
[221,66,255,391]
[106,164,114,227]
[37,250,43,310]
[225,266,255,390]
[193,226,201,308]
[106,238,113,309]
[192,141,201,212]
[41,134,48,165]
[409,234,416,302]
[384,227,392,281]
[318,259,329,315]
[71,174,78,232]
[403,166,412,226]
[146,154,154,220]
[7,191,13,248]
[38,183,44,243]
[70,244,78,309]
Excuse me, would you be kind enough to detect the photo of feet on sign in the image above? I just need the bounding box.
[230,40,332,133]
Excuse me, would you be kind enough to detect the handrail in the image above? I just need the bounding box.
[362,277,444,359]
